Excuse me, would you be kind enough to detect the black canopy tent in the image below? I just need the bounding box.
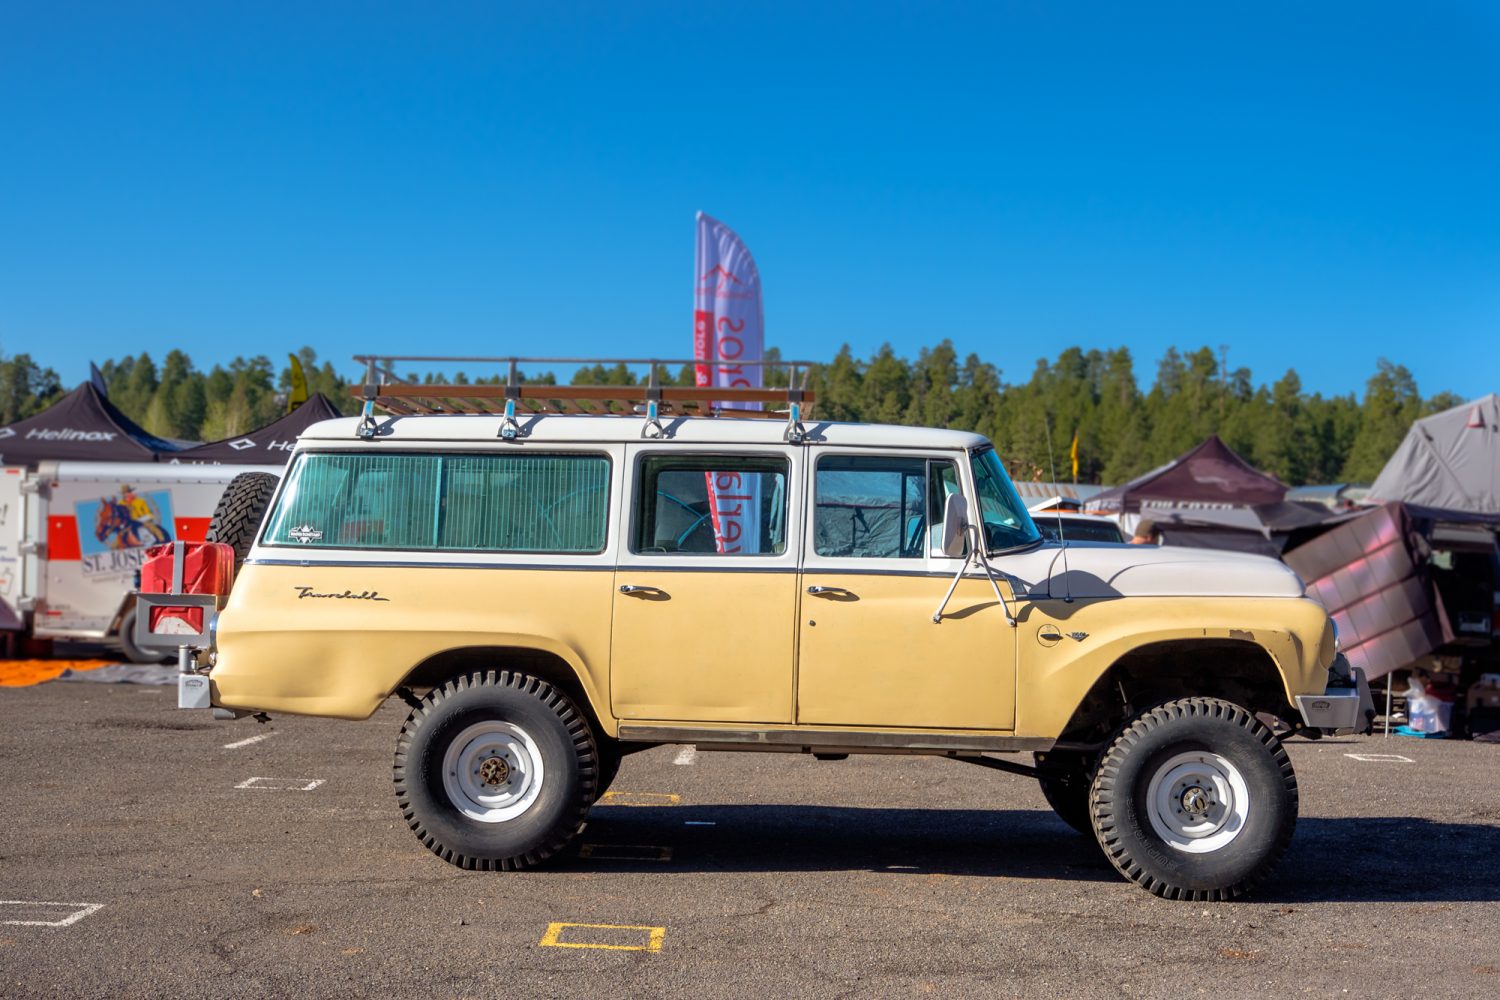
[1087,435,1287,514]
[168,393,342,465]
[0,383,182,465]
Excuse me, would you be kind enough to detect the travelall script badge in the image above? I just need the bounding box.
[295,586,390,602]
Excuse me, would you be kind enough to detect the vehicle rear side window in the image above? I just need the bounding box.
[814,455,959,559]
[632,454,788,556]
[262,452,610,553]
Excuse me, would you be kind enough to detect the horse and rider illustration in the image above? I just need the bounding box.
[92,485,172,550]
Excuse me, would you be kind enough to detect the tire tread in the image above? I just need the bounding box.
[1090,696,1298,902]
[392,669,598,871]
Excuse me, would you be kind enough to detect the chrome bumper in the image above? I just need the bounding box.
[1295,663,1375,735]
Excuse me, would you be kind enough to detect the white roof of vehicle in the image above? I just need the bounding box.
[296,415,991,451]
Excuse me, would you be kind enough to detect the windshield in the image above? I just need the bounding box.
[970,448,1042,552]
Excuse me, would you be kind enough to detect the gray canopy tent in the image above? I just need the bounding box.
[1366,394,1499,518]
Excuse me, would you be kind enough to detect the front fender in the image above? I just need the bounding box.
[1015,595,1334,739]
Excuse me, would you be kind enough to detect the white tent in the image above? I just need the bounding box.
[1366,394,1499,516]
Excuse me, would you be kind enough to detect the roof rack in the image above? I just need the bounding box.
[350,355,818,443]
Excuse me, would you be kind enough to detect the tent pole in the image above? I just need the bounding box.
[1384,675,1393,738]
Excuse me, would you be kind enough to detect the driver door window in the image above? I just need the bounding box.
[812,455,959,560]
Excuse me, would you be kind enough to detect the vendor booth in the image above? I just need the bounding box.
[0,383,182,465]
[168,392,341,465]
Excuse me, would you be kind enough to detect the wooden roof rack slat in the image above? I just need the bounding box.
[351,354,817,443]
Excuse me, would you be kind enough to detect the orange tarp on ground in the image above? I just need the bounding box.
[0,660,117,687]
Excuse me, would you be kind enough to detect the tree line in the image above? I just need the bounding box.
[0,343,1459,486]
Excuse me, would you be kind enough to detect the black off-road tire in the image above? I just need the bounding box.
[394,670,599,871]
[1034,750,1096,837]
[204,472,280,569]
[1090,697,1298,901]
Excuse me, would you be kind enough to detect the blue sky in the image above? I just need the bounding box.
[2,2,1496,399]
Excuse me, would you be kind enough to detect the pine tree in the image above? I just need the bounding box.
[1342,360,1421,482]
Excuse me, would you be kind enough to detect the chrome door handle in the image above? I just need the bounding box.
[806,585,852,597]
[619,584,665,596]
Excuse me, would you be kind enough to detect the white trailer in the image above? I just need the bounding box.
[0,461,278,656]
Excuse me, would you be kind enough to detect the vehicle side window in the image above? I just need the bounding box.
[262,452,609,553]
[814,455,959,559]
[439,455,610,552]
[632,455,788,555]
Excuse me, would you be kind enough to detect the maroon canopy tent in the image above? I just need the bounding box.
[1086,435,1287,514]
[168,393,342,465]
[0,383,182,466]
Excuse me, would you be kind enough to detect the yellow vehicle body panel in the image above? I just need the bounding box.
[610,570,797,724]
[212,562,1334,742]
[1014,593,1335,738]
[795,573,1016,730]
[211,563,616,725]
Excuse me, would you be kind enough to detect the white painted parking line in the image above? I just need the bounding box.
[672,746,697,766]
[223,732,274,750]
[234,777,324,791]
[1,901,104,928]
[1345,753,1414,763]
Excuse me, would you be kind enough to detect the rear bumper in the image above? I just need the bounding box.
[1295,662,1374,735]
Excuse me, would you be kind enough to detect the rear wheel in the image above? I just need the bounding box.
[1090,697,1298,901]
[394,670,599,870]
[205,472,279,570]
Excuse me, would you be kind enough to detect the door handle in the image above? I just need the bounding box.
[806,585,853,597]
[618,584,665,597]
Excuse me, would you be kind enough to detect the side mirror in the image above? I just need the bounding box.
[939,494,968,558]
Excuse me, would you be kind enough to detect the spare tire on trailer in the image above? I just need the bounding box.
[205,472,280,570]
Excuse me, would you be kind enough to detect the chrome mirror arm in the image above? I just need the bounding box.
[932,523,1017,627]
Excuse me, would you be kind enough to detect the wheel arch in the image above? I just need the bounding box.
[395,643,612,739]
[1056,638,1298,745]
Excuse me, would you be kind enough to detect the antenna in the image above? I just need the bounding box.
[1043,414,1074,603]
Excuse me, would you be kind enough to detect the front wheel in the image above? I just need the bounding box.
[394,670,599,870]
[1090,697,1298,901]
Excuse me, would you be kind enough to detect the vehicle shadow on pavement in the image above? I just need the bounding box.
[570,805,1118,881]
[1258,816,1500,905]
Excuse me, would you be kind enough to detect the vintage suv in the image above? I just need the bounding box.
[146,359,1371,901]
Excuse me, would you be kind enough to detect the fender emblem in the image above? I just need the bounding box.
[1066,631,1089,642]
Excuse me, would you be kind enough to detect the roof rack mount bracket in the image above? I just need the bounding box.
[642,398,668,440]
[499,397,525,441]
[356,397,378,440]
[784,402,806,444]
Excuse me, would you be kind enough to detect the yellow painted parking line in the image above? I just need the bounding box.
[539,922,665,952]
[597,791,681,807]
[578,844,673,861]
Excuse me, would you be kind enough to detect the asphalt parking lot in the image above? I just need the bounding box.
[3,680,1499,999]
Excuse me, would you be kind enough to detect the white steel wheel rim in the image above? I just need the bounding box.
[441,721,545,823]
[1144,750,1250,854]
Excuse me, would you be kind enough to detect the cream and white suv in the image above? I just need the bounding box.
[149,371,1370,900]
